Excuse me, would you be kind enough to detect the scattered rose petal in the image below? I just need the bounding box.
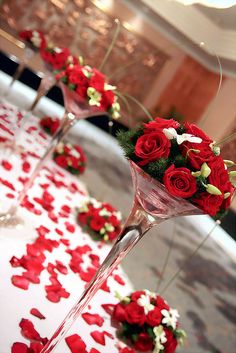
[19,319,41,341]
[2,159,12,170]
[82,313,104,327]
[90,331,106,346]
[22,161,31,173]
[30,308,45,320]
[65,222,75,233]
[113,274,125,286]
[11,342,28,353]
[55,228,64,236]
[6,193,15,198]
[65,334,87,353]
[101,303,115,315]
[11,275,30,290]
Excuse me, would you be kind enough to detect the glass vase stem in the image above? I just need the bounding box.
[28,74,55,112]
[17,111,75,205]
[40,199,156,353]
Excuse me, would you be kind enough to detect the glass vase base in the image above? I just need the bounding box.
[0,207,36,240]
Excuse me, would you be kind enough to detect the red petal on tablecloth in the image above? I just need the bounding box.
[65,334,87,353]
[90,349,101,353]
[65,222,75,233]
[55,228,64,236]
[1,159,12,170]
[22,161,31,173]
[82,312,104,327]
[11,275,30,290]
[19,319,42,341]
[6,193,15,198]
[10,256,21,267]
[55,260,68,274]
[23,271,40,284]
[118,347,136,353]
[0,177,15,190]
[46,291,60,303]
[29,342,45,353]
[30,308,46,320]
[48,211,58,223]
[113,274,125,286]
[90,331,106,346]
[0,122,14,135]
[11,342,29,353]
[101,303,115,315]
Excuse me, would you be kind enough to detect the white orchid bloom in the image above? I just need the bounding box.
[99,209,112,217]
[163,127,202,145]
[153,325,167,353]
[161,308,179,330]
[144,289,156,299]
[137,294,154,314]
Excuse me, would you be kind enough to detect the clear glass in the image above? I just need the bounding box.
[40,160,202,353]
[0,83,107,227]
[3,45,35,99]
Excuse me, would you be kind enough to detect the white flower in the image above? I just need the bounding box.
[161,308,179,330]
[104,83,117,91]
[137,294,154,314]
[115,211,122,221]
[104,223,115,232]
[99,209,112,217]
[144,289,156,299]
[163,127,202,145]
[153,325,167,353]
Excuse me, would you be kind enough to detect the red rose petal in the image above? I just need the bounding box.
[36,225,50,237]
[82,312,104,327]
[19,318,41,341]
[6,193,15,198]
[23,271,40,284]
[30,308,46,320]
[65,334,87,353]
[90,331,106,346]
[90,349,101,353]
[113,274,125,286]
[11,342,29,353]
[29,342,44,353]
[2,159,12,170]
[11,275,30,290]
[22,161,31,173]
[0,177,15,190]
[65,222,75,233]
[55,260,68,275]
[55,228,64,236]
[46,291,60,303]
[101,303,115,315]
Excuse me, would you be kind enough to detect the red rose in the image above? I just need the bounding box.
[112,303,127,322]
[164,329,178,353]
[208,157,231,193]
[131,290,145,302]
[90,215,106,231]
[134,332,153,352]
[156,295,170,311]
[108,230,119,241]
[184,122,212,144]
[144,117,180,133]
[125,302,146,326]
[193,192,223,216]
[163,165,197,198]
[78,213,88,225]
[119,348,136,353]
[146,307,162,327]
[183,142,216,171]
[135,132,171,166]
[90,68,105,91]
[54,155,68,169]
[100,90,115,110]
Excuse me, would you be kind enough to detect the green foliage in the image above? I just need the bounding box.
[60,76,68,84]
[144,159,168,181]
[116,128,143,160]
[68,83,76,91]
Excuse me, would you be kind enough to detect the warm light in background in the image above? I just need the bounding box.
[172,0,236,8]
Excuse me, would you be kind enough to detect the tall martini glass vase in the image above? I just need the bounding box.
[3,45,36,99]
[0,82,107,228]
[40,160,202,353]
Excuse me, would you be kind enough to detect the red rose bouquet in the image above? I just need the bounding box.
[53,142,86,175]
[117,117,235,217]
[112,289,186,353]
[77,198,122,242]
[40,116,60,135]
[55,64,120,120]
[40,44,79,71]
[19,29,46,50]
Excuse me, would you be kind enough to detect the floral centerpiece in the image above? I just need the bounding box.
[117,117,235,217]
[112,289,186,353]
[40,116,60,135]
[19,29,46,50]
[53,142,86,175]
[55,64,121,120]
[40,44,79,71]
[77,198,122,242]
